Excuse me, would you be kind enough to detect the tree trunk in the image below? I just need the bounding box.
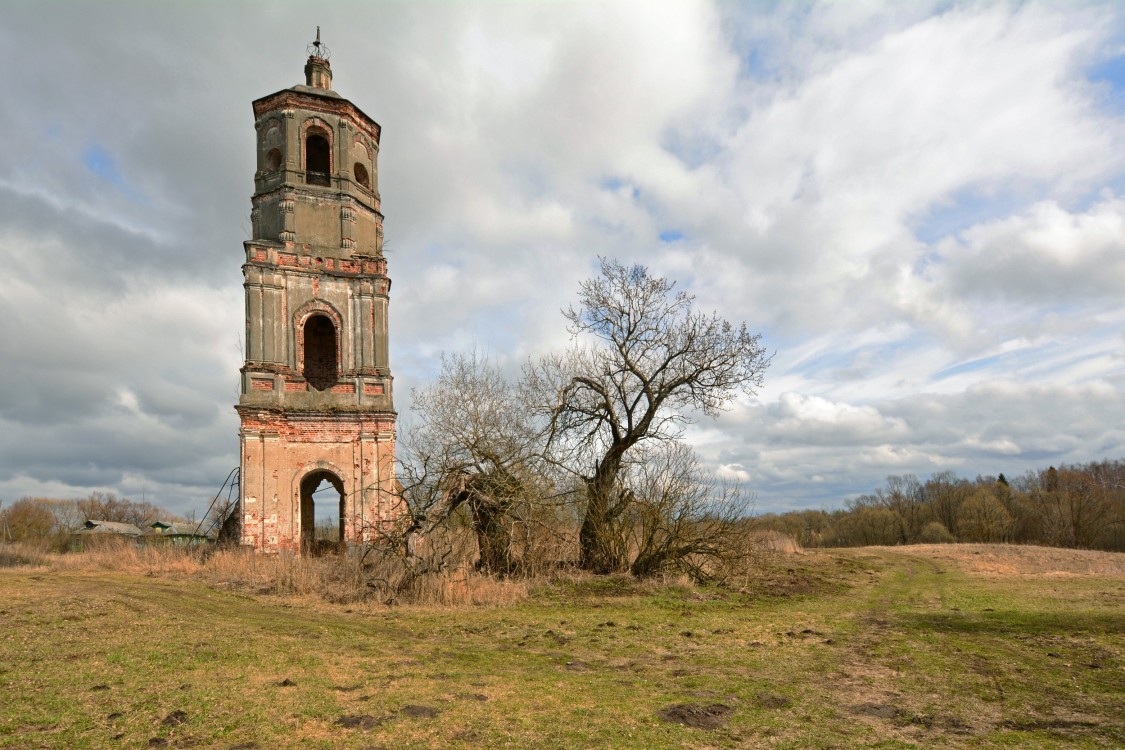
[470,495,514,576]
[217,502,241,544]
[579,452,626,573]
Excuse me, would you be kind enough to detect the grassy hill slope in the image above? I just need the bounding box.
[1,544,1122,749]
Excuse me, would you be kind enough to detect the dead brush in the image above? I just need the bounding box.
[750,529,804,555]
[56,541,204,575]
[119,534,532,607]
[195,547,372,604]
[18,536,530,607]
[360,526,530,606]
[378,563,530,607]
[0,541,51,569]
[14,523,802,606]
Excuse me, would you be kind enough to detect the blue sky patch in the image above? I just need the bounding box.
[83,144,130,191]
[1072,176,1125,214]
[1088,47,1125,95]
[911,183,1033,245]
[1084,38,1125,115]
[1088,53,1125,88]
[659,229,684,243]
[661,129,724,170]
[599,177,640,200]
[932,353,1005,381]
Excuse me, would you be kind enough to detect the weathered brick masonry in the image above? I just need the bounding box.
[238,409,396,553]
[237,46,399,553]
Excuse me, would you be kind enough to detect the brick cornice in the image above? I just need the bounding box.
[253,89,381,144]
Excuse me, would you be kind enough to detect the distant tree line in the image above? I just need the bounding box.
[753,461,1125,552]
[0,492,179,549]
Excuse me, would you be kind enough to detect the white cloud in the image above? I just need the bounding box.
[935,194,1125,304]
[768,392,909,445]
[667,3,1123,340]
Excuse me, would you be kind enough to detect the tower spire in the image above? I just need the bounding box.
[307,26,331,60]
[304,26,333,90]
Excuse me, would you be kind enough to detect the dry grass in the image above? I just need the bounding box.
[6,539,531,607]
[53,540,203,575]
[0,541,51,569]
[867,542,1125,577]
[1,526,804,610]
[749,529,804,554]
[208,547,531,608]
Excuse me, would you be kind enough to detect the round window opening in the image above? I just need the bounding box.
[354,162,370,189]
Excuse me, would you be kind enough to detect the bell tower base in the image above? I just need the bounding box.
[237,407,398,553]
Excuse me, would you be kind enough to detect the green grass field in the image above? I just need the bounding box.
[1,544,1122,749]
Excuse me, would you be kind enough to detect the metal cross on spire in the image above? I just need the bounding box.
[307,26,331,60]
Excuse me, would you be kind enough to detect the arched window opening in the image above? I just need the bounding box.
[266,148,281,173]
[353,162,370,189]
[303,314,337,391]
[306,132,330,186]
[299,470,345,555]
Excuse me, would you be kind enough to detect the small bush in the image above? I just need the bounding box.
[918,521,955,544]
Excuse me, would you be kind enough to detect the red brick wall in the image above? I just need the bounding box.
[238,408,398,554]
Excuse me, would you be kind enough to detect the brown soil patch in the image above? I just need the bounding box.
[657,703,734,729]
[334,714,383,730]
[756,693,792,709]
[399,705,440,719]
[161,710,188,727]
[1002,718,1098,730]
[825,598,997,740]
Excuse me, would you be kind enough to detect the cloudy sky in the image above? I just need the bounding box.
[2,1,1124,517]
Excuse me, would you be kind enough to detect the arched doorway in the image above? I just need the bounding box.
[299,469,345,555]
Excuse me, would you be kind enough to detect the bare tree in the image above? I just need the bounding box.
[531,258,770,572]
[874,474,927,544]
[47,499,85,537]
[922,472,967,537]
[924,471,970,540]
[391,351,554,575]
[830,505,901,546]
[1038,466,1116,549]
[957,487,1013,543]
[622,442,753,581]
[1,498,56,542]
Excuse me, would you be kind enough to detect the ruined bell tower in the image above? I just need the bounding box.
[236,33,397,553]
